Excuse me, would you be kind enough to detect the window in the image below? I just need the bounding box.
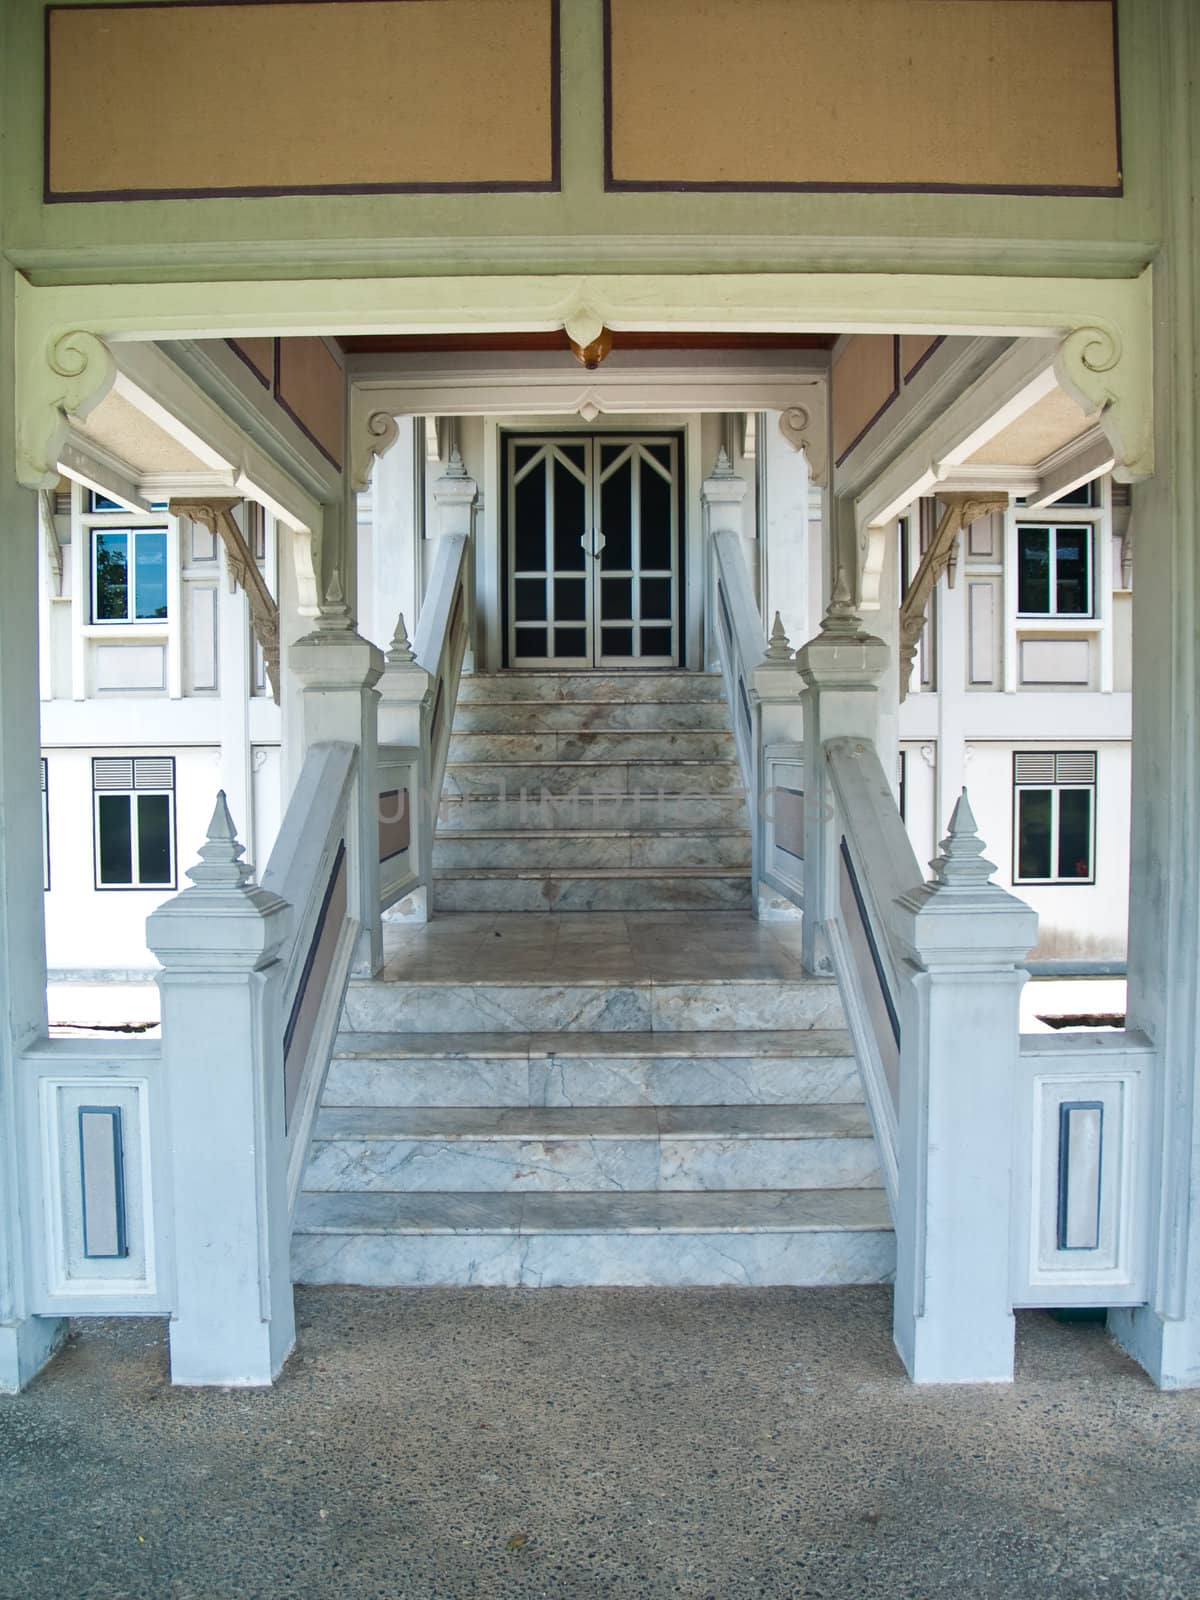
[91,527,169,623]
[92,757,176,889]
[1013,752,1096,885]
[40,758,49,891]
[1017,524,1093,617]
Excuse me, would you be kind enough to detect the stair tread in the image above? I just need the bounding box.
[313,1103,873,1141]
[433,866,750,881]
[333,1028,854,1060]
[295,1187,892,1235]
[432,827,750,840]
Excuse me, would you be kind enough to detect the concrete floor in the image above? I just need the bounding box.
[2,1289,1198,1600]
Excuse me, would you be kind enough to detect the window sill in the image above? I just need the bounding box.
[82,624,170,639]
[1014,616,1100,632]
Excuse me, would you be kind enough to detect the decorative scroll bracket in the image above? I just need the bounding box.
[170,497,281,704]
[898,493,1007,702]
[778,386,830,488]
[17,329,117,490]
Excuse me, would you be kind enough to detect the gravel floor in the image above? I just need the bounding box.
[1,1286,1197,1599]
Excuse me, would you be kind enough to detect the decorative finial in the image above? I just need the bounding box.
[444,445,469,481]
[386,610,416,665]
[711,444,735,478]
[763,611,793,664]
[929,788,997,889]
[313,566,355,632]
[185,791,253,890]
[818,567,863,638]
[324,569,344,607]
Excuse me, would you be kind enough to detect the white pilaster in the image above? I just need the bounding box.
[761,412,811,650]
[703,447,749,671]
[431,446,477,673]
[146,793,294,1386]
[892,792,1037,1383]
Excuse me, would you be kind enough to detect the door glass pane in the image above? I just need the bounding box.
[93,532,129,621]
[645,443,672,473]
[1018,527,1051,613]
[134,530,168,620]
[602,577,632,620]
[514,466,547,571]
[555,578,586,622]
[97,794,133,884]
[137,794,172,885]
[640,626,672,657]
[639,456,673,570]
[1057,789,1093,879]
[514,627,547,659]
[553,627,587,658]
[640,577,671,620]
[553,457,587,572]
[513,444,540,473]
[602,626,634,657]
[1055,529,1090,615]
[601,458,633,569]
[1017,789,1052,879]
[515,579,547,622]
[559,443,587,475]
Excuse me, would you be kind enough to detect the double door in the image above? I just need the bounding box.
[505,433,681,668]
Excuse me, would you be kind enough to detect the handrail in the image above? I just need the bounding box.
[712,528,767,797]
[260,740,360,1212]
[412,532,470,819]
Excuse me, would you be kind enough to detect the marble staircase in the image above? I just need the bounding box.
[292,914,896,1287]
[432,672,753,912]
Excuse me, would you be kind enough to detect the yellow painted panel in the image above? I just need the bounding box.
[48,0,557,199]
[277,339,345,469]
[608,0,1119,193]
[833,336,898,465]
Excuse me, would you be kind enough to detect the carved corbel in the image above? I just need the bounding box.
[897,493,1006,701]
[17,329,117,489]
[778,385,829,488]
[170,496,281,703]
[350,408,401,492]
[1055,320,1153,483]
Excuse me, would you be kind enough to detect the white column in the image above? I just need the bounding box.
[377,612,432,922]
[892,793,1037,1383]
[703,447,749,671]
[217,551,253,855]
[289,593,384,975]
[762,412,811,650]
[431,446,477,673]
[146,793,294,1386]
[934,568,967,833]
[0,257,64,1389]
[1109,0,1200,1389]
[794,578,888,974]
[369,419,420,652]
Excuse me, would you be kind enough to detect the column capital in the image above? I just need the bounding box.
[796,571,888,690]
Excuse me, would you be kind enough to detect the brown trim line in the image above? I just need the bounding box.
[225,337,272,389]
[273,339,344,474]
[902,335,946,386]
[834,337,901,471]
[44,0,561,204]
[602,0,1122,200]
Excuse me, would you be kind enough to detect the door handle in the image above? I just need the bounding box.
[585,527,606,560]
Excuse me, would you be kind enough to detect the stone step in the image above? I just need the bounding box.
[456,672,725,705]
[305,1103,881,1194]
[435,794,752,832]
[432,869,753,914]
[432,829,751,872]
[344,974,843,1034]
[446,730,736,764]
[442,760,745,799]
[453,699,732,733]
[291,1188,896,1287]
[324,1029,859,1107]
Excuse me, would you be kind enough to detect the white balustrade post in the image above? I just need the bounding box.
[754,613,805,918]
[377,611,433,920]
[702,447,748,671]
[794,576,888,973]
[147,794,294,1386]
[431,447,478,673]
[289,578,385,974]
[891,792,1037,1383]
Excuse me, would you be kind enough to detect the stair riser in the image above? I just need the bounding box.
[343,981,845,1034]
[435,796,751,831]
[433,875,753,914]
[293,1228,896,1287]
[432,834,751,871]
[442,763,745,799]
[323,1053,862,1108]
[304,1134,881,1193]
[447,732,735,763]
[454,701,732,733]
[457,673,724,705]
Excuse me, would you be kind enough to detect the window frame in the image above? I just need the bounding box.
[1012,751,1097,887]
[40,757,50,892]
[91,757,177,892]
[1015,521,1095,620]
[89,524,171,626]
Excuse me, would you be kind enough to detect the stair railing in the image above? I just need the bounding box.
[797,583,1154,1382]
[710,527,805,914]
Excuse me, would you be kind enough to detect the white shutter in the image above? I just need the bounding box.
[1055,752,1097,786]
[1014,753,1055,786]
[133,757,175,791]
[93,758,134,792]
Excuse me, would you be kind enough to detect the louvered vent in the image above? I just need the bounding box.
[1014,753,1055,785]
[92,756,175,791]
[1014,751,1096,786]
[40,758,47,791]
[1054,752,1097,786]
